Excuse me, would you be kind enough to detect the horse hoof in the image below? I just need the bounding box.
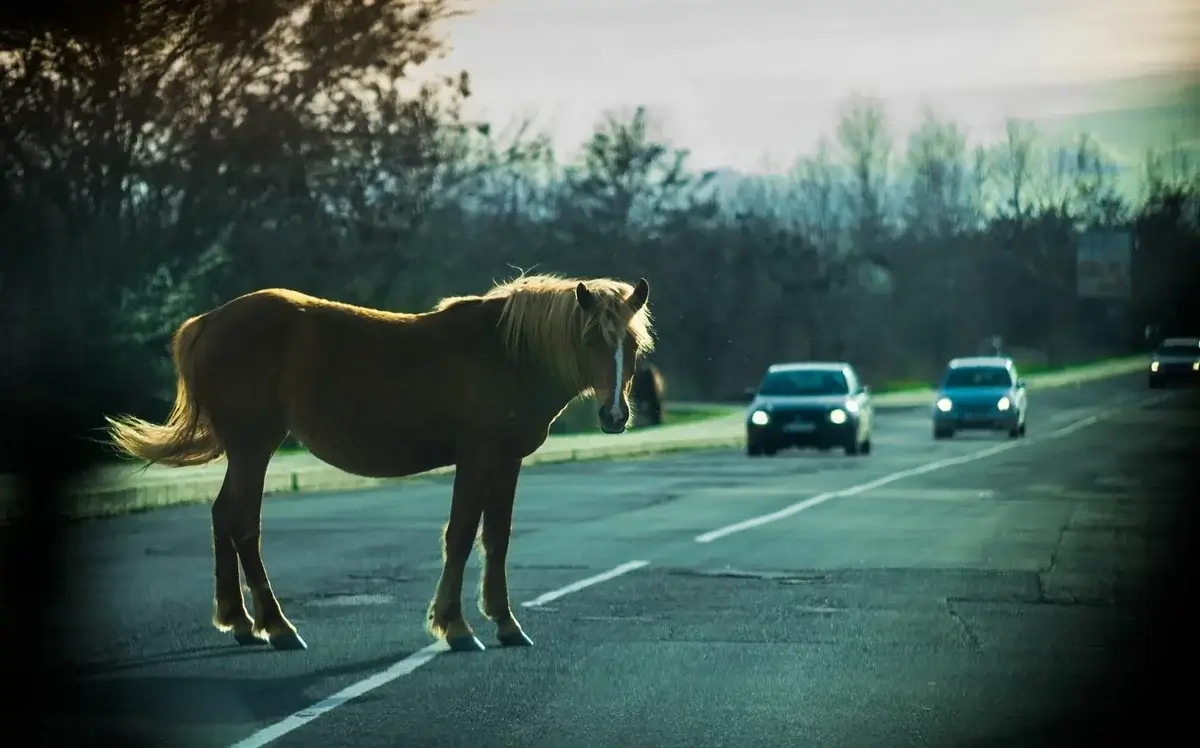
[269,631,308,651]
[447,634,487,652]
[233,631,268,647]
[497,630,533,647]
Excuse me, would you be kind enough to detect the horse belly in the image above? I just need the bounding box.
[288,395,457,478]
[296,426,455,479]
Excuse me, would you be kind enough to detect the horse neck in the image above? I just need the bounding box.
[527,372,588,423]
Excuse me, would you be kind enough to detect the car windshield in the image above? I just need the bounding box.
[942,366,1013,389]
[1156,344,1200,357]
[758,369,849,396]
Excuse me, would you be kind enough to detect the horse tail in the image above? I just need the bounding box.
[106,314,226,467]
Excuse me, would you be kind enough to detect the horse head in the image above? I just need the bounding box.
[574,277,650,434]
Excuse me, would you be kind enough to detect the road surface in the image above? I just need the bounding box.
[29,375,1195,747]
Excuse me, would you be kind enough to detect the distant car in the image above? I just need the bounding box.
[932,356,1027,440]
[1148,337,1200,388]
[745,362,873,457]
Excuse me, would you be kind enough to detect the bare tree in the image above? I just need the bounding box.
[992,119,1038,221]
[561,105,716,247]
[903,109,974,240]
[835,95,895,252]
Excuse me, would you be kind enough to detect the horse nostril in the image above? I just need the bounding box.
[598,407,626,428]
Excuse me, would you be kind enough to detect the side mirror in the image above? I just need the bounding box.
[860,385,871,396]
[1016,378,1026,389]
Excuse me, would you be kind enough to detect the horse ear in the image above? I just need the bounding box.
[575,282,595,311]
[625,277,649,313]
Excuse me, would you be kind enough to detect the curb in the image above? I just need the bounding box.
[0,356,1146,521]
[0,431,748,522]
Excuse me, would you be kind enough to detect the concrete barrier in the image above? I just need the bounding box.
[0,355,1146,520]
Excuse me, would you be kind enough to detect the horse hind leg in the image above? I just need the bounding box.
[224,447,307,651]
[211,480,260,646]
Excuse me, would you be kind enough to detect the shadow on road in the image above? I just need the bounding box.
[52,650,425,737]
[72,643,279,677]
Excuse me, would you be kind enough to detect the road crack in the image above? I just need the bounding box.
[1035,505,1074,603]
[944,600,983,652]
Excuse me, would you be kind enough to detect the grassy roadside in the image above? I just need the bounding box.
[548,401,737,435]
[274,401,739,455]
[870,355,1143,395]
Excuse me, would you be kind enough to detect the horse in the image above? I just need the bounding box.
[630,361,666,427]
[104,273,654,653]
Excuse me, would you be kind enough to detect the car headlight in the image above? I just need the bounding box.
[1150,361,1159,372]
[997,396,1011,411]
[844,399,860,413]
[749,409,770,426]
[829,408,847,424]
[936,397,953,412]
[1193,361,1199,371]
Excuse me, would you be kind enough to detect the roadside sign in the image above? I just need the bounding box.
[1076,230,1132,300]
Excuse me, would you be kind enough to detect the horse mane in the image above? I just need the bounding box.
[435,272,655,390]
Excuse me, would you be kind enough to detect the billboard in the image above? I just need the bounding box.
[1076,229,1132,300]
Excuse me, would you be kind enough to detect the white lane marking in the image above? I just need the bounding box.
[695,393,1170,544]
[228,561,649,748]
[610,336,625,420]
[521,559,650,608]
[228,642,446,748]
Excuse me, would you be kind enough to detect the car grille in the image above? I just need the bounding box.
[772,409,826,426]
[956,401,995,414]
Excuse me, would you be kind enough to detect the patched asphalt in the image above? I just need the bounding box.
[32,374,1194,747]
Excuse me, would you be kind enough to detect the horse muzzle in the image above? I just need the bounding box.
[597,406,628,434]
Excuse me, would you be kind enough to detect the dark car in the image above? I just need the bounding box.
[1148,337,1200,388]
[931,356,1027,440]
[744,362,873,457]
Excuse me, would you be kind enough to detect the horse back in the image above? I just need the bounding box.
[195,290,565,471]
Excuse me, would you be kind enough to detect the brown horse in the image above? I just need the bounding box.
[104,273,653,653]
[630,362,667,426]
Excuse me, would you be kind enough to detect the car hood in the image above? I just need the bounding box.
[937,386,1013,402]
[751,394,851,411]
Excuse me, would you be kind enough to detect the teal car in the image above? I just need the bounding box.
[932,357,1027,440]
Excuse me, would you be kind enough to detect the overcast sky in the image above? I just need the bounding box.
[438,0,1199,171]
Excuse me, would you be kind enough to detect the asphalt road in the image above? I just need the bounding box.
[30,375,1196,747]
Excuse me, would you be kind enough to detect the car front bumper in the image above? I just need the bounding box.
[747,418,859,447]
[1149,365,1200,386]
[933,411,1020,431]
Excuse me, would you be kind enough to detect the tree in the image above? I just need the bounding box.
[903,109,975,240]
[836,96,895,253]
[993,119,1038,221]
[1,0,472,408]
[560,105,716,248]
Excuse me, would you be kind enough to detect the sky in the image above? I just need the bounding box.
[435,0,1200,171]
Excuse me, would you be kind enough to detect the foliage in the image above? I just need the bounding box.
[4,0,1198,425]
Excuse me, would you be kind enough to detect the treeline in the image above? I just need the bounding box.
[3,1,1198,428]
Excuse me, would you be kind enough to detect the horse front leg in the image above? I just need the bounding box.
[478,458,531,647]
[427,454,493,652]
